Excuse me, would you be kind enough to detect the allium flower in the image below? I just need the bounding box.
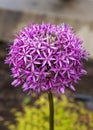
[5,23,88,93]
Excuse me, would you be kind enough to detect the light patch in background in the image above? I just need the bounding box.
[77,26,93,59]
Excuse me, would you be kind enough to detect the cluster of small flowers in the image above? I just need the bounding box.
[5,23,88,93]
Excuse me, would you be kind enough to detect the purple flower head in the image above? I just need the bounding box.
[5,23,88,93]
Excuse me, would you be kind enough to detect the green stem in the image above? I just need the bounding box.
[48,92,54,130]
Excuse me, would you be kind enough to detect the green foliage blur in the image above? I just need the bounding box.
[5,95,93,130]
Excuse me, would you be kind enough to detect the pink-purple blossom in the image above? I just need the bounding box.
[5,23,88,93]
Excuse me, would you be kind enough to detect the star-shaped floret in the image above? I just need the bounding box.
[26,55,41,71]
[18,47,31,64]
[39,51,55,67]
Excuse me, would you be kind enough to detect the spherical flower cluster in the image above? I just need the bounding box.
[5,23,88,93]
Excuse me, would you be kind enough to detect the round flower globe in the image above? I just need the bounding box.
[5,23,88,93]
